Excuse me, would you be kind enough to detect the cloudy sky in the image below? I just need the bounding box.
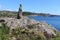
[0,0,60,15]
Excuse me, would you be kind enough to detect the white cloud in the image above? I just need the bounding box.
[6,9,17,11]
[6,9,13,11]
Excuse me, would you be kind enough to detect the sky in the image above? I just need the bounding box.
[0,0,60,15]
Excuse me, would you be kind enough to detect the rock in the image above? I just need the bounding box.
[0,17,37,29]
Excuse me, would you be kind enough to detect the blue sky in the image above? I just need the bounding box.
[0,0,60,15]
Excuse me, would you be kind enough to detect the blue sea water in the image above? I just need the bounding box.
[28,16,60,31]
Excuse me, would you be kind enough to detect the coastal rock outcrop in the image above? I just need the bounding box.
[0,17,57,36]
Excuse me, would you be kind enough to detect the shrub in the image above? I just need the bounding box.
[27,25,33,29]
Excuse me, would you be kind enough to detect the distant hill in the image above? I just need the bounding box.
[0,11,60,17]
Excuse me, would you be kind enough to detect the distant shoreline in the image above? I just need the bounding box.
[0,10,60,17]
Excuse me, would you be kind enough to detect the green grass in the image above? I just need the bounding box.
[0,22,10,40]
[52,32,60,40]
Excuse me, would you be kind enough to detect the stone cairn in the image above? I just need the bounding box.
[17,3,22,19]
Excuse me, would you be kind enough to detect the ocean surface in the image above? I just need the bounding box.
[28,16,60,31]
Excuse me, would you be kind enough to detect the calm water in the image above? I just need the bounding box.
[28,16,60,31]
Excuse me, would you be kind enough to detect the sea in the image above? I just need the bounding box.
[28,16,60,31]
